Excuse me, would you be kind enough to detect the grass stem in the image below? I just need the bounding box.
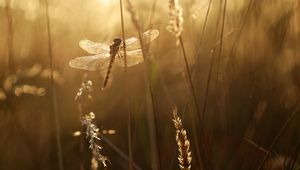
[5,0,15,74]
[125,1,161,168]
[119,0,133,169]
[179,35,206,169]
[257,103,300,170]
[44,1,64,170]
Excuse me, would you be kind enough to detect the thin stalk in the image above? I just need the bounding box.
[202,49,215,117]
[148,0,157,28]
[125,1,161,169]
[288,140,300,170]
[216,0,227,81]
[178,35,204,170]
[244,138,270,155]
[193,0,212,113]
[227,0,254,74]
[202,28,238,117]
[99,134,143,170]
[195,0,212,60]
[119,0,133,169]
[179,36,201,119]
[139,30,161,169]
[77,102,85,170]
[257,103,300,170]
[5,0,15,74]
[5,3,40,168]
[44,1,64,170]
[201,0,223,119]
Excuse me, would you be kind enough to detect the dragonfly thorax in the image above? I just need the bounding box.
[109,38,122,55]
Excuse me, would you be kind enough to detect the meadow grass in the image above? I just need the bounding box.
[0,0,300,169]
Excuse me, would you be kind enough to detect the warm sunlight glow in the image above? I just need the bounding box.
[98,0,114,6]
[1,0,299,169]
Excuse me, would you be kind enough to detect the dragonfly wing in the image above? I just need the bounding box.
[79,39,110,54]
[123,29,159,51]
[69,54,110,71]
[123,37,140,51]
[116,49,143,67]
[142,29,160,44]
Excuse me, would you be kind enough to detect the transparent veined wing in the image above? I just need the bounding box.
[69,54,110,71]
[122,29,159,51]
[115,49,143,67]
[142,29,159,43]
[79,39,110,54]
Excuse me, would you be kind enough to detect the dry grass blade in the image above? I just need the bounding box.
[125,0,161,169]
[5,0,15,74]
[257,103,300,170]
[119,0,133,169]
[167,0,203,168]
[172,107,192,170]
[44,0,64,169]
[2,0,299,169]
[215,0,227,80]
[99,134,143,170]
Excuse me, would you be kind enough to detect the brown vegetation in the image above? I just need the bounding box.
[0,0,299,169]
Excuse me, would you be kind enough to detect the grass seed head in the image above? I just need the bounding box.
[167,0,184,45]
[172,106,192,170]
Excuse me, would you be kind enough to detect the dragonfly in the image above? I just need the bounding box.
[69,29,159,88]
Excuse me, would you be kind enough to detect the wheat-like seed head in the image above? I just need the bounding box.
[75,80,93,101]
[81,112,109,167]
[172,107,192,170]
[167,0,183,45]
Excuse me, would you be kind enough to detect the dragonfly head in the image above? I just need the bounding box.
[113,38,122,46]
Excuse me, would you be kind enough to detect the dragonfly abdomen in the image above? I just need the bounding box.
[103,56,115,88]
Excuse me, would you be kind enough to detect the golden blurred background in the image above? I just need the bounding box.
[0,0,300,169]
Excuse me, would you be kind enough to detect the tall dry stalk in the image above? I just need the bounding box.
[4,3,41,169]
[215,0,227,81]
[167,0,204,168]
[198,2,227,167]
[202,28,238,118]
[125,0,161,169]
[288,141,300,169]
[227,0,254,74]
[118,0,133,169]
[78,100,86,170]
[99,134,143,170]
[194,0,212,82]
[172,107,192,170]
[195,0,212,57]
[5,0,15,74]
[44,1,64,170]
[257,103,300,170]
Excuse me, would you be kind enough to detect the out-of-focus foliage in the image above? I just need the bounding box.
[0,0,300,169]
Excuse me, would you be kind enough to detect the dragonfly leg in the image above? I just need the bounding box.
[117,51,123,59]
